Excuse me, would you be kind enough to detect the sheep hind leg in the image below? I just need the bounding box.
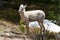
[41,21,46,40]
[38,21,43,40]
[38,20,45,40]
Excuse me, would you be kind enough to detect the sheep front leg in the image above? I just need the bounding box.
[25,20,29,35]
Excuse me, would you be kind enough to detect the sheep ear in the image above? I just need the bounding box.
[24,5,27,8]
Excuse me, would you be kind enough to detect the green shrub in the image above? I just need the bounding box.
[19,20,26,33]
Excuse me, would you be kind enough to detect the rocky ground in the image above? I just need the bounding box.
[0,19,57,40]
[0,19,34,40]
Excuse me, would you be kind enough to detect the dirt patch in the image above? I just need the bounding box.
[0,19,34,40]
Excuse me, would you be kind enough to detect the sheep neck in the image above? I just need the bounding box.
[21,9,25,15]
[20,9,25,20]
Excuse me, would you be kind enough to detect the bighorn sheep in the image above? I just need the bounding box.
[18,4,45,36]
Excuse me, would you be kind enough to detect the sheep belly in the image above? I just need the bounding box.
[29,15,38,21]
[29,13,45,20]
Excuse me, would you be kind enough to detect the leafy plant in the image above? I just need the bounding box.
[19,19,26,33]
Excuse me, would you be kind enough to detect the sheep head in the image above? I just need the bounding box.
[18,4,27,12]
